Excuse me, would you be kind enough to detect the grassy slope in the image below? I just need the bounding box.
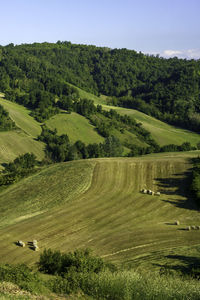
[45,112,104,144]
[106,105,200,147]
[0,152,199,271]
[0,98,41,138]
[76,86,200,147]
[0,97,44,164]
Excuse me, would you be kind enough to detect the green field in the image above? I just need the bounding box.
[45,112,104,144]
[75,86,200,147]
[0,152,199,272]
[109,105,200,147]
[0,97,42,138]
[0,98,45,164]
[0,131,44,164]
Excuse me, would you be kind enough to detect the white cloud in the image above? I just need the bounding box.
[160,49,200,59]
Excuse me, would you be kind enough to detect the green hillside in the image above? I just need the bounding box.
[103,104,200,146]
[0,131,44,165]
[0,152,199,271]
[1,42,200,135]
[45,112,104,144]
[0,97,44,164]
[76,86,200,147]
[0,97,41,138]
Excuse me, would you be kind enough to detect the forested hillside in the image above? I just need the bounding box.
[0,41,200,131]
[0,104,16,131]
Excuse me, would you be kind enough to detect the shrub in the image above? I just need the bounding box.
[0,264,47,295]
[38,248,109,276]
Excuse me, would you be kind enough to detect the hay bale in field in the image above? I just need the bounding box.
[33,240,37,245]
[17,240,25,247]
[140,189,147,194]
[155,192,161,196]
[147,189,152,194]
[196,226,200,230]
[175,220,180,225]
[191,226,196,230]
[186,226,191,231]
[33,245,39,251]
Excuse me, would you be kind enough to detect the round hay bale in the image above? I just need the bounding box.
[175,220,180,225]
[17,240,25,247]
[33,245,39,251]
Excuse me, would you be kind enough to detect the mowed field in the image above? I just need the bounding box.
[0,97,44,164]
[0,152,200,271]
[75,86,200,147]
[107,105,200,147]
[45,112,104,144]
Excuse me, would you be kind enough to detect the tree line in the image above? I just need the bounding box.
[0,104,16,130]
[0,42,200,131]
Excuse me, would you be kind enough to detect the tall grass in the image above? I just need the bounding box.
[80,270,200,300]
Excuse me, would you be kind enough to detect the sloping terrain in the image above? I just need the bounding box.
[0,152,199,270]
[74,84,200,147]
[0,97,44,164]
[82,92,200,147]
[107,105,200,146]
[45,112,104,144]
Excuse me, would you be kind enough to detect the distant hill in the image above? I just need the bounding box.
[0,41,200,132]
[1,94,200,165]
[0,41,200,297]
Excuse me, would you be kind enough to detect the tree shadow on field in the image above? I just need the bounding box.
[155,163,198,211]
[154,254,200,278]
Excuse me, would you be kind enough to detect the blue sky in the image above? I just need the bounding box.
[0,0,200,58]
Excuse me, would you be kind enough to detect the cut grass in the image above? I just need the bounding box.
[73,85,200,147]
[45,112,104,144]
[0,131,44,164]
[0,160,95,228]
[111,106,200,147]
[0,98,42,138]
[0,98,45,164]
[0,152,199,270]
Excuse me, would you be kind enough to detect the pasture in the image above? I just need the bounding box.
[0,152,199,272]
[45,112,104,144]
[75,86,200,147]
[0,97,45,164]
[0,98,42,138]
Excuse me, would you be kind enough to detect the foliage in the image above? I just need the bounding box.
[160,142,196,153]
[1,260,200,299]
[0,153,38,186]
[0,42,200,131]
[38,248,110,276]
[0,104,16,131]
[0,264,47,295]
[38,125,123,162]
[191,156,200,206]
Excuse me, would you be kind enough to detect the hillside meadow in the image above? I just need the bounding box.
[72,84,200,147]
[1,92,200,168]
[0,96,44,165]
[0,152,199,271]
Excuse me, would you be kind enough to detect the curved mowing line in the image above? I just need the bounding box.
[0,156,200,266]
[101,240,181,258]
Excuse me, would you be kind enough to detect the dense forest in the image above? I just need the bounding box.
[0,41,200,130]
[0,104,16,130]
